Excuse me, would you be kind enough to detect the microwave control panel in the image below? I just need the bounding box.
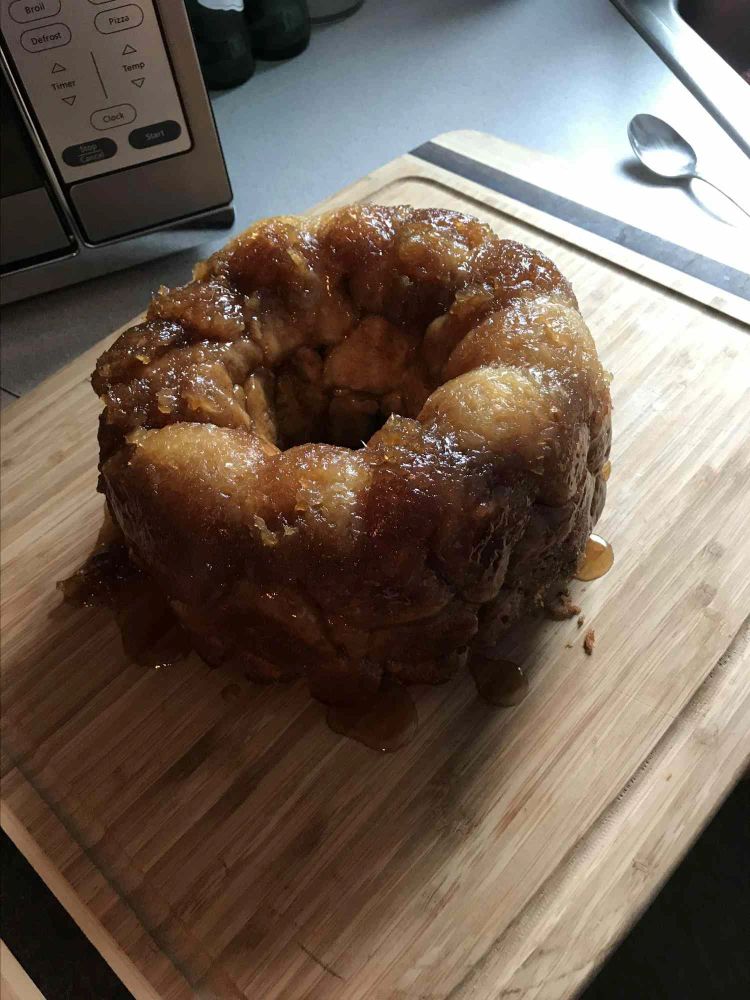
[1,0,191,183]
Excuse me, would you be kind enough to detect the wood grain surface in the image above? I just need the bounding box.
[2,132,749,1000]
[0,942,46,1000]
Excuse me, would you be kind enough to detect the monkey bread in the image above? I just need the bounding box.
[93,205,611,704]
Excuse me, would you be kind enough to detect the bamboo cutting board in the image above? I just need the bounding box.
[2,131,749,1000]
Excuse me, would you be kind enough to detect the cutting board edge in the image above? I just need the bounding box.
[446,614,750,999]
[0,797,178,1000]
[429,129,750,318]
[2,613,748,1000]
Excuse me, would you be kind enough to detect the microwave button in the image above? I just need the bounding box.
[62,138,117,168]
[9,0,61,24]
[128,120,181,149]
[91,104,137,130]
[20,23,71,52]
[94,4,144,34]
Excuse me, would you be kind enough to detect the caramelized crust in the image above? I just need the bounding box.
[94,205,611,703]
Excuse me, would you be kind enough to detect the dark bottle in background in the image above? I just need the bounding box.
[186,0,256,90]
[245,1,311,60]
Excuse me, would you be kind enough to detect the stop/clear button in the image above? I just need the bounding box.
[91,104,136,130]
[62,138,117,167]
[128,120,181,149]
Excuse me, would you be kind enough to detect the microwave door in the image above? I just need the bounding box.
[0,73,74,270]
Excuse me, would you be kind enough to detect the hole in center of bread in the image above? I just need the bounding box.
[253,315,438,450]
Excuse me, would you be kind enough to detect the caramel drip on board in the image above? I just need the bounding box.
[574,533,614,582]
[470,656,529,707]
[59,538,189,669]
[326,683,417,752]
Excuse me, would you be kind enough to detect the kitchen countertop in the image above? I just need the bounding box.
[1,0,748,402]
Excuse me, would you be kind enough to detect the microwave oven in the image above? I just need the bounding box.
[0,0,233,304]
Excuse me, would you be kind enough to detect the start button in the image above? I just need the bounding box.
[90,103,136,131]
[128,119,181,149]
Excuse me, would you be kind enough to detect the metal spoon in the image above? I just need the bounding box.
[627,113,750,220]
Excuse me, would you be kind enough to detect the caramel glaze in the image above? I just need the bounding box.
[574,533,615,583]
[92,205,613,706]
[326,681,417,752]
[470,655,529,707]
[59,535,189,669]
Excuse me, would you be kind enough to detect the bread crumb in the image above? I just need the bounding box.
[583,628,596,655]
[545,589,582,621]
[577,614,585,628]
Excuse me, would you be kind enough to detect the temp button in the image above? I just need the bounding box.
[62,138,117,167]
[128,120,181,149]
[91,103,136,130]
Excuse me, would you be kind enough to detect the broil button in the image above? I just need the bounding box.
[9,0,61,24]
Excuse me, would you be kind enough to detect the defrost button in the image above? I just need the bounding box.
[20,23,71,52]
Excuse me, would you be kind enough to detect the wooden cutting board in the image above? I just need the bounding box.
[2,131,749,1000]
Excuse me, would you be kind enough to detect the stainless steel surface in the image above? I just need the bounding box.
[1,206,234,305]
[612,0,750,158]
[2,0,749,396]
[0,0,233,304]
[0,188,72,267]
[628,112,750,218]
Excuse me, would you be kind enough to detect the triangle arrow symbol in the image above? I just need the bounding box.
[62,95,76,105]
[122,44,137,55]
[131,77,145,88]
[52,62,66,73]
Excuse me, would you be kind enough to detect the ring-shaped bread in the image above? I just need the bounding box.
[93,205,611,703]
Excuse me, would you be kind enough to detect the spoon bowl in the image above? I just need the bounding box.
[628,113,698,180]
[627,113,750,220]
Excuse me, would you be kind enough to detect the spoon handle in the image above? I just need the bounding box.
[692,172,750,221]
